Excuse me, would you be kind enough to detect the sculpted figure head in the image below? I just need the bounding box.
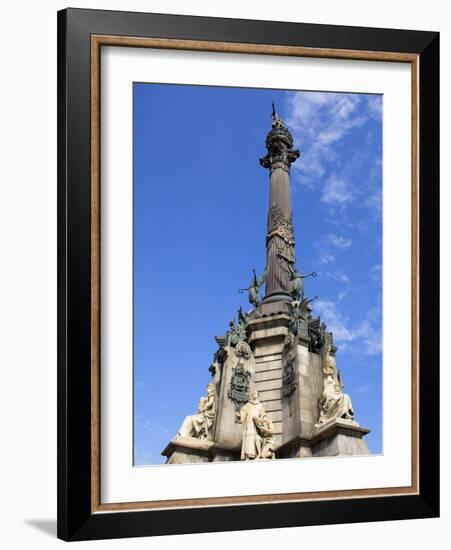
[251,390,259,401]
[323,356,335,376]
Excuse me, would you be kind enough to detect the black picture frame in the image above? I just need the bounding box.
[57,7,439,541]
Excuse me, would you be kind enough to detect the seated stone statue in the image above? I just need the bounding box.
[316,374,354,427]
[177,384,216,440]
[255,415,276,459]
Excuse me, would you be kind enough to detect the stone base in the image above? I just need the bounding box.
[162,437,240,464]
[210,447,240,462]
[163,419,369,462]
[312,418,370,456]
[277,419,370,459]
[161,437,214,464]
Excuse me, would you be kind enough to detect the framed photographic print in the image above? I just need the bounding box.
[57,8,439,541]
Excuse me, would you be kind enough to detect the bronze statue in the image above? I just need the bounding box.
[277,252,317,300]
[237,306,253,327]
[239,266,269,308]
[289,296,316,337]
[226,318,246,347]
[271,101,285,129]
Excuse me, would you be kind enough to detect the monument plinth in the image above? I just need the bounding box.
[162,104,370,464]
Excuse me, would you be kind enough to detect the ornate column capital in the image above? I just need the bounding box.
[259,104,300,172]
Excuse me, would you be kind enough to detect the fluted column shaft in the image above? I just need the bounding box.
[264,165,295,300]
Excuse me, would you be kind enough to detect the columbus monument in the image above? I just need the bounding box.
[162,104,370,463]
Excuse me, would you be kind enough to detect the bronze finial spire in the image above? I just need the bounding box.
[271,101,284,129]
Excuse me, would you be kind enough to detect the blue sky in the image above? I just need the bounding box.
[133,83,382,465]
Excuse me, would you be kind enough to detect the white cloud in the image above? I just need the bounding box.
[324,271,350,284]
[314,299,354,342]
[361,157,383,218]
[325,233,352,250]
[321,174,355,206]
[135,414,169,436]
[314,300,381,355]
[286,91,367,184]
[285,92,382,223]
[364,190,382,212]
[369,264,382,285]
[134,450,159,465]
[318,252,335,265]
[315,234,351,267]
[367,95,383,120]
[324,270,350,301]
[355,384,372,393]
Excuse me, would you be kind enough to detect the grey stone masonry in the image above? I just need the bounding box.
[277,418,370,458]
[312,418,370,456]
[212,345,256,452]
[247,304,370,459]
[248,312,290,447]
[161,306,371,463]
[162,437,213,464]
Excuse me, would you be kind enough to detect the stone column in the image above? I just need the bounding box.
[265,165,295,300]
[260,105,300,303]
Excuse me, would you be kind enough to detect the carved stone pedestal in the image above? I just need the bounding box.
[162,437,241,464]
[277,418,370,458]
[162,437,213,464]
[312,418,370,457]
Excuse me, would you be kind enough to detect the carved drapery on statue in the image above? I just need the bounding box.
[315,354,355,427]
[177,384,217,440]
[237,391,275,460]
[254,416,276,459]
